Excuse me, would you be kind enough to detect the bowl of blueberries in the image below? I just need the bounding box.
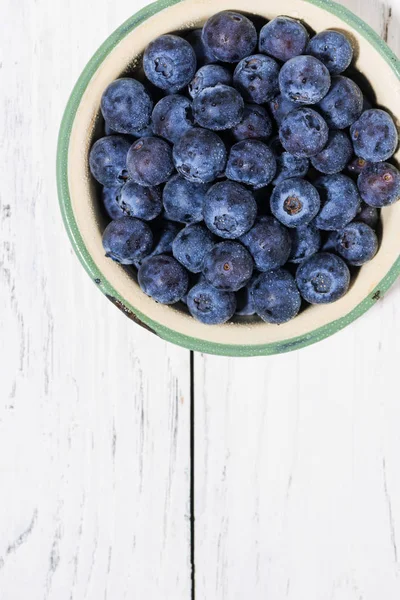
[57,0,400,356]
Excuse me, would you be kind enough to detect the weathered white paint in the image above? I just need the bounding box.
[194,3,400,597]
[1,0,400,599]
[0,1,191,598]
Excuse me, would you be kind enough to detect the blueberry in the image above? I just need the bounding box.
[355,203,379,228]
[333,222,378,265]
[357,162,400,207]
[163,174,210,223]
[240,216,291,271]
[172,224,215,273]
[127,137,174,187]
[101,78,153,135]
[350,109,398,162]
[296,252,350,304]
[187,282,236,324]
[186,29,217,65]
[318,76,363,129]
[311,131,353,174]
[231,104,273,142]
[89,136,131,186]
[193,84,244,130]
[102,186,125,220]
[271,178,321,228]
[189,65,232,99]
[152,95,194,143]
[259,17,309,62]
[138,255,189,304]
[104,121,118,136]
[226,140,277,188]
[307,30,353,74]
[102,216,153,264]
[289,223,321,263]
[118,181,162,220]
[144,219,181,260]
[202,241,254,291]
[279,108,329,158]
[173,128,227,183]
[268,94,298,126]
[143,34,196,93]
[315,174,361,230]
[129,123,154,139]
[202,11,257,63]
[252,269,301,324]
[203,180,257,238]
[279,55,331,105]
[235,275,257,316]
[347,156,369,176]
[233,54,280,103]
[270,140,309,185]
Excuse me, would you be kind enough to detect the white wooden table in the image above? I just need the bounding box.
[1,0,400,598]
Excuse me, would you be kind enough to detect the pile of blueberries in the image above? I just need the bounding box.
[89,11,400,325]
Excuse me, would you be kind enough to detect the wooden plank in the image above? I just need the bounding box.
[0,1,191,598]
[194,1,400,598]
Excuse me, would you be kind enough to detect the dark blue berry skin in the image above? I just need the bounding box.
[259,17,309,62]
[315,174,361,230]
[232,104,273,141]
[357,162,400,207]
[311,131,353,174]
[279,56,331,105]
[143,34,197,93]
[102,217,153,264]
[101,78,153,135]
[355,203,379,228]
[163,174,210,224]
[151,95,194,144]
[127,137,174,187]
[186,29,217,65]
[350,109,398,162]
[235,275,257,316]
[233,54,280,104]
[307,30,353,75]
[289,224,321,263]
[270,139,309,185]
[189,65,232,99]
[193,84,244,131]
[279,108,329,158]
[173,128,227,184]
[347,157,369,176]
[296,252,350,304]
[202,11,257,63]
[333,222,378,265]
[202,241,254,291]
[133,219,182,268]
[89,136,131,187]
[226,140,277,189]
[187,282,236,324]
[240,216,291,272]
[271,178,321,228]
[102,186,125,220]
[268,94,298,126]
[252,269,301,324]
[203,181,257,239]
[172,224,215,273]
[138,255,189,304]
[118,181,162,221]
[318,76,363,129]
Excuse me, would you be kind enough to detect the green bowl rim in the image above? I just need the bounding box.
[56,0,400,357]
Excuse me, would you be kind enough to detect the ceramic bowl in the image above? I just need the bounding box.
[57,0,400,357]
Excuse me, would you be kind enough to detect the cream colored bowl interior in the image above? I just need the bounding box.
[68,0,400,347]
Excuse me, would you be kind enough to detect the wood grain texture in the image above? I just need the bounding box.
[0,1,191,598]
[194,3,400,599]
